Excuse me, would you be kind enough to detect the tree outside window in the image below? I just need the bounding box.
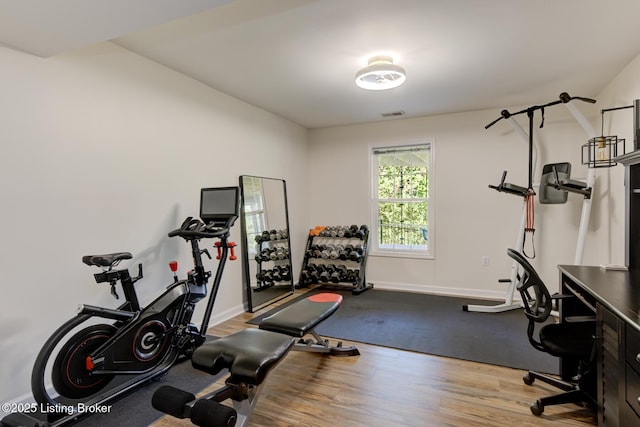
[372,143,432,256]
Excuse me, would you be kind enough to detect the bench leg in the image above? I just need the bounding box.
[293,329,360,356]
[228,382,264,427]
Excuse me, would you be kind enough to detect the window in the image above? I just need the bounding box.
[240,176,266,257]
[371,143,433,257]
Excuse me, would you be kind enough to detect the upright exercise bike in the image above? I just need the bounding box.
[2,186,240,427]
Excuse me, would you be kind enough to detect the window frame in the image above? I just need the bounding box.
[369,141,434,259]
[240,177,267,257]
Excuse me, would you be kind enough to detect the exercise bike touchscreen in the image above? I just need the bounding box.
[200,186,239,227]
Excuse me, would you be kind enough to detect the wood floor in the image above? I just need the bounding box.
[151,289,597,427]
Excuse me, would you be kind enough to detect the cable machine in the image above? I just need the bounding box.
[463,92,596,313]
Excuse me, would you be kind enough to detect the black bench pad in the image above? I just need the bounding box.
[259,293,342,338]
[191,329,294,385]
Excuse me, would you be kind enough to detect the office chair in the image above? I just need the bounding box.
[506,248,597,416]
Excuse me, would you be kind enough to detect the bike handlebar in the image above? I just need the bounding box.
[168,217,229,240]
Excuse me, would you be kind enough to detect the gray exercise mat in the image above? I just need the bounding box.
[251,289,558,374]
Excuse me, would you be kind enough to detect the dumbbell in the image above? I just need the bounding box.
[353,225,368,240]
[331,265,348,283]
[301,268,312,283]
[348,249,362,262]
[319,268,331,282]
[255,230,270,244]
[338,246,350,260]
[262,269,274,282]
[309,226,325,237]
[299,275,312,287]
[346,268,360,283]
[309,264,323,282]
[302,266,316,283]
[320,226,339,238]
[320,245,332,259]
[329,244,343,260]
[306,245,318,258]
[274,265,290,281]
[278,247,289,260]
[280,266,291,281]
[256,270,274,286]
[269,247,286,260]
[319,264,337,282]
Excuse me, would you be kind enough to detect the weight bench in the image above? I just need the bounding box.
[152,328,295,427]
[152,293,359,427]
[259,292,359,356]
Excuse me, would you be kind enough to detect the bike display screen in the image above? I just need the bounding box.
[200,187,240,226]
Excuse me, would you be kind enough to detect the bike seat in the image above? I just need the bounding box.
[82,252,132,267]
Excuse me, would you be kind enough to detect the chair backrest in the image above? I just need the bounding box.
[506,248,553,323]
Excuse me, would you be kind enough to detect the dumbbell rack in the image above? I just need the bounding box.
[298,225,373,295]
[255,230,291,291]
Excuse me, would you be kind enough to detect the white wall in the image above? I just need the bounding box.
[308,52,640,299]
[2,33,639,410]
[587,53,640,267]
[0,42,309,404]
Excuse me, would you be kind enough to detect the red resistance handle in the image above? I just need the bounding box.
[214,241,237,261]
[169,261,178,272]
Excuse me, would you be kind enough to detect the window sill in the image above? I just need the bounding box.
[368,250,434,260]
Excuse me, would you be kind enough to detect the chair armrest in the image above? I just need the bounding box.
[551,293,576,300]
[565,315,596,323]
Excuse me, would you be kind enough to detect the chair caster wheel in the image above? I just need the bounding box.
[523,373,535,386]
[530,400,544,416]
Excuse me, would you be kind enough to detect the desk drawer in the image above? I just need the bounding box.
[626,364,640,419]
[626,325,640,374]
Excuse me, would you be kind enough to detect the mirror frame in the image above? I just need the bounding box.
[239,175,294,312]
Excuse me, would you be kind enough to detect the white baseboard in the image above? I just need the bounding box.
[205,304,245,330]
[370,280,522,302]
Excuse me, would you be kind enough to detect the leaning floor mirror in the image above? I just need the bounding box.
[239,175,294,312]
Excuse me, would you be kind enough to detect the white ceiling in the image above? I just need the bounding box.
[2,0,640,129]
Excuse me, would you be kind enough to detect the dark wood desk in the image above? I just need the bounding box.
[559,265,640,427]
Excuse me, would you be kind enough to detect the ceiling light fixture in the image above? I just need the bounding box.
[355,55,406,91]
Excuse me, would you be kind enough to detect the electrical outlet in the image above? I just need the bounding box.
[482,256,490,266]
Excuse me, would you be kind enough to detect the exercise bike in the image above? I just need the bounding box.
[2,186,240,427]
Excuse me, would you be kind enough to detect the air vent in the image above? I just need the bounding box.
[381,110,405,118]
